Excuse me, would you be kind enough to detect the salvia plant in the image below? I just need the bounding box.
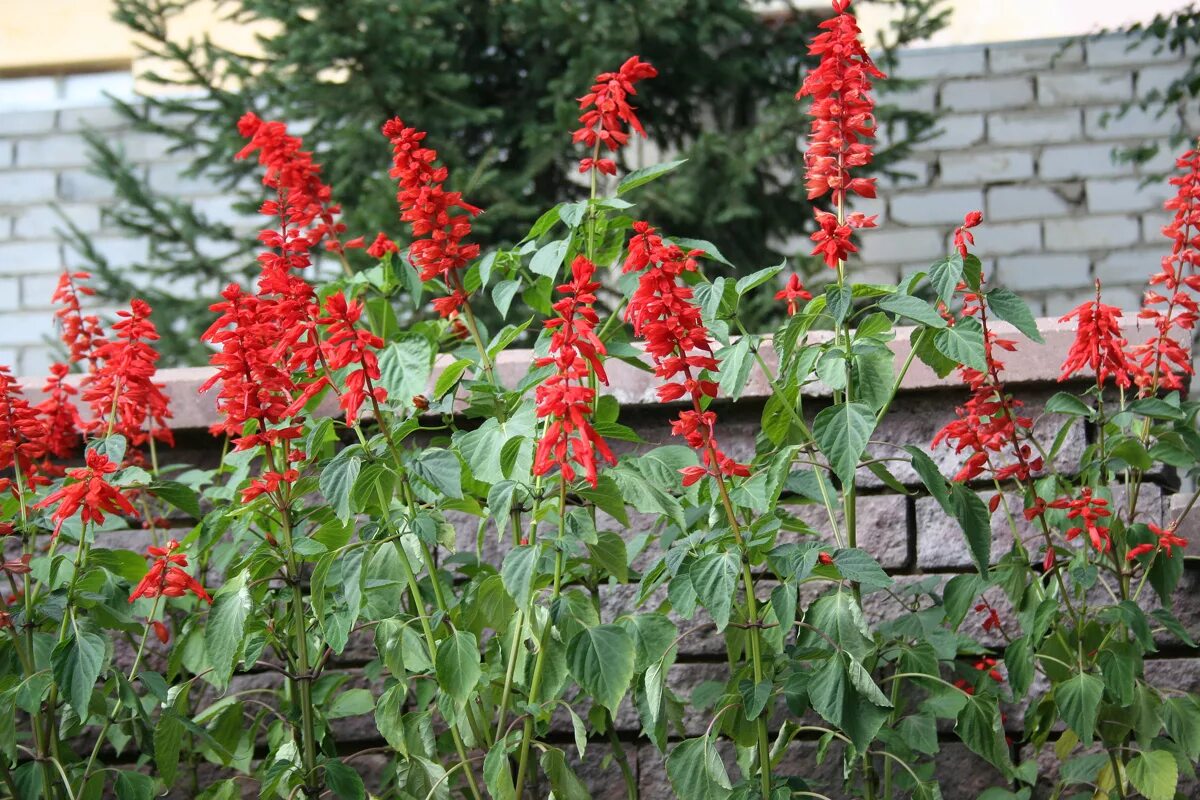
[1,2,1199,798]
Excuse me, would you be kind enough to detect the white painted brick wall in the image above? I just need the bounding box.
[0,30,1194,370]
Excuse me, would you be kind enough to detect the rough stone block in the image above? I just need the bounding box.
[857,228,945,264]
[0,240,62,274]
[147,160,222,195]
[0,109,56,137]
[971,221,1041,255]
[1037,70,1133,106]
[0,310,57,345]
[987,184,1081,221]
[14,134,93,168]
[989,108,1082,145]
[894,46,986,79]
[890,188,985,225]
[12,203,101,239]
[1137,62,1191,97]
[786,493,911,569]
[1086,176,1175,214]
[1040,141,1136,180]
[1044,215,1141,251]
[1086,34,1179,67]
[988,39,1084,74]
[942,77,1034,112]
[0,76,59,111]
[1,169,57,205]
[995,254,1091,290]
[1084,104,1176,140]
[61,71,135,105]
[58,104,135,133]
[59,169,122,202]
[0,140,11,168]
[913,114,986,151]
[0,278,18,311]
[939,149,1035,184]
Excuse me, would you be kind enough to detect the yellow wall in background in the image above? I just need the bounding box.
[0,0,132,72]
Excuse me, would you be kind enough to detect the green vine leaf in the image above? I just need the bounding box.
[813,402,876,487]
[566,624,635,715]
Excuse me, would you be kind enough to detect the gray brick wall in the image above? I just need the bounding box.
[0,32,1193,373]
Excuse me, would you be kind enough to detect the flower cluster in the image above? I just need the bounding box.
[382,118,481,318]
[0,366,48,498]
[1058,282,1135,388]
[1130,141,1200,393]
[797,0,885,268]
[1050,488,1112,553]
[775,273,813,316]
[81,299,173,447]
[533,256,615,487]
[572,56,658,176]
[311,292,387,425]
[954,211,983,258]
[37,363,82,463]
[51,271,104,369]
[624,222,749,486]
[1127,522,1188,561]
[33,450,136,536]
[129,539,211,604]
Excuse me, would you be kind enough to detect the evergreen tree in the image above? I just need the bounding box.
[64,0,948,364]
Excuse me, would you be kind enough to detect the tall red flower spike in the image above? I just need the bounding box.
[572,56,658,176]
[1130,140,1200,394]
[310,292,387,425]
[129,539,212,604]
[624,222,750,486]
[0,365,48,499]
[382,119,482,318]
[1058,281,1135,389]
[932,213,1044,484]
[51,271,104,369]
[37,363,82,463]
[33,449,137,536]
[797,0,886,267]
[1050,488,1112,553]
[81,299,173,448]
[534,255,616,487]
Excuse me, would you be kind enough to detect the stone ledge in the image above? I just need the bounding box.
[17,316,1093,430]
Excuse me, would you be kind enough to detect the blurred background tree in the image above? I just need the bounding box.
[64,0,949,364]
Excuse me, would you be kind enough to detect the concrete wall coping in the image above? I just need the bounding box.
[16,316,1100,431]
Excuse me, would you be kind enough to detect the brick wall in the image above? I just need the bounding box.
[19,327,1195,799]
[0,32,1193,375]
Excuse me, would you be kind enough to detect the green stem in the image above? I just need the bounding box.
[278,510,320,799]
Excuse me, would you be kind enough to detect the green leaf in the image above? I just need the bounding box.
[934,316,987,372]
[899,713,939,754]
[521,204,564,242]
[320,451,363,522]
[826,284,853,326]
[671,237,732,267]
[484,740,517,800]
[567,624,635,715]
[689,552,740,632]
[950,484,991,577]
[734,262,785,296]
[114,771,155,800]
[490,279,521,320]
[833,548,892,589]
[500,545,538,608]
[1163,696,1200,762]
[955,693,1013,777]
[147,481,202,518]
[377,336,434,410]
[800,590,872,660]
[809,652,891,752]
[530,239,569,279]
[929,254,964,304]
[813,402,876,487]
[986,287,1044,343]
[454,406,536,485]
[906,445,952,513]
[206,570,252,688]
[155,708,184,787]
[52,628,106,717]
[618,159,687,195]
[1005,636,1035,696]
[327,688,375,719]
[588,532,628,583]
[433,358,472,399]
[1044,392,1094,417]
[324,759,366,800]
[943,573,984,629]
[410,449,463,499]
[435,631,481,705]
[540,748,590,800]
[1055,672,1104,744]
[878,293,947,328]
[666,737,731,799]
[1127,750,1178,800]
[717,337,753,401]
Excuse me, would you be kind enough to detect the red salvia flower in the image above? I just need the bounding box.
[129,539,212,604]
[241,469,300,502]
[810,210,877,268]
[152,620,170,644]
[0,365,48,499]
[36,362,82,463]
[953,211,983,258]
[623,222,750,485]
[533,255,616,487]
[81,299,173,448]
[1059,282,1135,389]
[1050,488,1112,553]
[1127,522,1188,560]
[382,119,481,317]
[307,292,387,425]
[796,0,885,209]
[572,56,658,176]
[366,232,399,259]
[775,274,814,316]
[1130,141,1200,394]
[33,449,136,536]
[51,271,104,369]
[974,601,1002,632]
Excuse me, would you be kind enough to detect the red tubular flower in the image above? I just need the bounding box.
[572,56,658,175]
[310,292,387,424]
[366,232,399,259]
[0,365,48,498]
[533,256,615,487]
[51,271,104,368]
[1128,522,1188,560]
[129,539,212,604]
[36,363,82,463]
[241,469,300,502]
[1050,488,1111,553]
[810,210,877,268]
[81,299,173,448]
[33,449,136,536]
[954,211,983,258]
[974,602,1001,632]
[1131,141,1200,394]
[382,119,481,317]
[796,0,885,268]
[1059,282,1135,388]
[152,620,170,644]
[775,274,814,316]
[623,222,750,485]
